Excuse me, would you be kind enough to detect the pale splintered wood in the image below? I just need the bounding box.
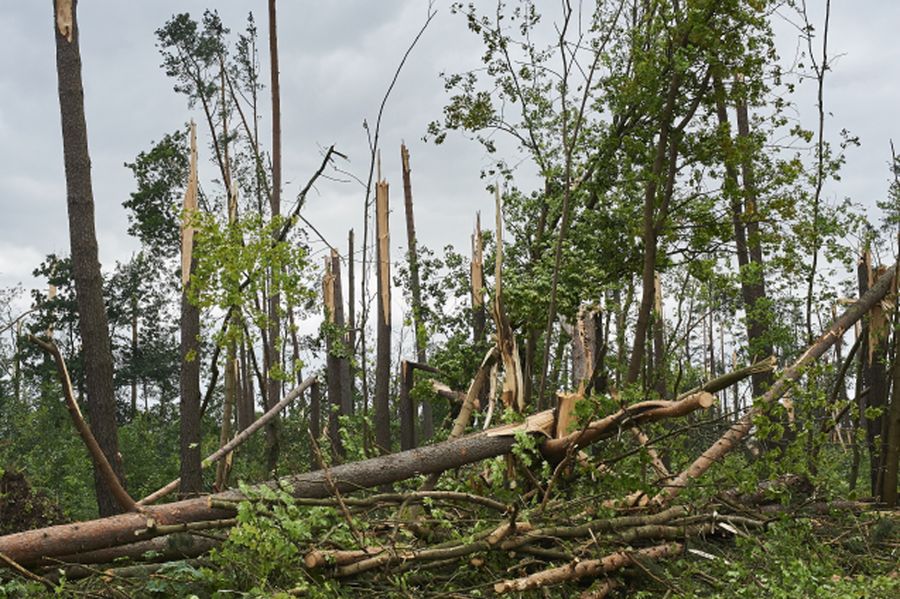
[180,121,198,286]
[492,187,524,411]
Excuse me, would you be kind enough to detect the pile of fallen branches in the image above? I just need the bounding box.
[0,265,896,595]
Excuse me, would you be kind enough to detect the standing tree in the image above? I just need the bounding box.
[52,0,126,516]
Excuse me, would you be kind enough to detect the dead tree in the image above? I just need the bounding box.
[401,143,431,442]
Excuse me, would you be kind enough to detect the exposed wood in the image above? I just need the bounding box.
[0,385,717,566]
[30,336,138,514]
[138,376,317,506]
[654,264,897,505]
[375,179,392,454]
[492,188,524,411]
[420,346,500,492]
[179,120,202,495]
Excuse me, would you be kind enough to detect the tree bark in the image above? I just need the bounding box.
[400,144,431,441]
[375,180,392,454]
[179,122,202,496]
[265,0,283,474]
[399,360,415,450]
[0,385,716,566]
[53,0,126,516]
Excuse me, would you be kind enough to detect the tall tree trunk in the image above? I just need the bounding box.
[324,250,350,458]
[626,72,682,385]
[652,272,667,399]
[53,0,127,517]
[347,229,356,412]
[734,90,774,396]
[265,0,283,474]
[882,308,900,505]
[400,143,431,442]
[178,122,202,496]
[130,291,138,419]
[308,379,321,471]
[374,180,392,454]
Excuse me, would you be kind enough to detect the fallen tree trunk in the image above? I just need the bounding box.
[0,389,716,566]
[654,264,896,505]
[493,542,683,594]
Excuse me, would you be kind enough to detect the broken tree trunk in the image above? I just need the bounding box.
[492,188,524,412]
[179,120,202,496]
[471,212,486,346]
[324,250,351,457]
[0,380,718,566]
[401,143,432,442]
[375,179,392,454]
[654,264,897,505]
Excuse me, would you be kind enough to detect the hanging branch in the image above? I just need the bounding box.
[30,335,139,513]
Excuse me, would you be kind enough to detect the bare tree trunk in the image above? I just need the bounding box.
[401,143,431,442]
[265,0,283,474]
[237,337,254,431]
[53,0,126,517]
[214,354,236,491]
[130,292,138,419]
[883,310,900,505]
[324,252,346,458]
[375,180,392,454]
[626,72,682,386]
[309,380,321,471]
[471,214,486,345]
[347,229,356,412]
[399,361,415,450]
[652,272,667,398]
[734,86,775,397]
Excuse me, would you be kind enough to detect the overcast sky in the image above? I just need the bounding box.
[1,1,898,306]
